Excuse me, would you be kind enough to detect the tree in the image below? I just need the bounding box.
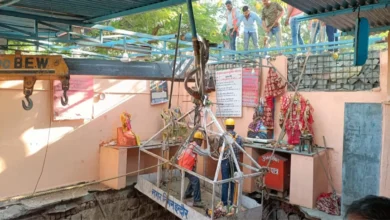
[86,2,223,60]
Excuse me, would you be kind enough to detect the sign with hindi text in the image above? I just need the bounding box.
[242,68,259,107]
[216,68,242,117]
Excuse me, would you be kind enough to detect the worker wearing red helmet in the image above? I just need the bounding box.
[218,118,243,208]
[178,130,209,208]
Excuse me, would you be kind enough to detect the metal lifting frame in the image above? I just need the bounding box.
[136,101,267,219]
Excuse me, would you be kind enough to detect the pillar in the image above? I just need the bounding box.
[99,147,127,189]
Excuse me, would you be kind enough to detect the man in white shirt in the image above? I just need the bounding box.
[225,1,240,51]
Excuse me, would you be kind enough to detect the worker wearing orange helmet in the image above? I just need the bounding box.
[218,118,243,207]
[178,130,209,208]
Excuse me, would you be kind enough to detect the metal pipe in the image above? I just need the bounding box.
[180,170,185,202]
[211,183,216,220]
[186,0,197,39]
[239,162,260,172]
[168,13,182,109]
[216,172,265,185]
[137,108,193,177]
[234,141,263,169]
[236,175,243,213]
[140,108,194,148]
[229,144,242,173]
[140,148,214,184]
[214,141,225,181]
[207,107,225,133]
[0,0,20,8]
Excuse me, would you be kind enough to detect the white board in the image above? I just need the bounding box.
[216,68,242,117]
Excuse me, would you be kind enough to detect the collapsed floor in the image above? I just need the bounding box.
[0,183,178,220]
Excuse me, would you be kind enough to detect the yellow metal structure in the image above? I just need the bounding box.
[0,51,70,110]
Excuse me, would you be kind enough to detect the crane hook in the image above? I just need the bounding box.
[61,90,68,106]
[22,95,33,111]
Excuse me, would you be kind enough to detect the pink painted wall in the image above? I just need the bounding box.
[0,79,186,199]
[185,52,389,195]
[0,50,388,200]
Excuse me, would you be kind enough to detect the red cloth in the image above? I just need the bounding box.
[280,94,314,145]
[264,68,286,109]
[262,103,274,129]
[316,193,341,216]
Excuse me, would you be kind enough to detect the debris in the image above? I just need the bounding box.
[94,194,107,219]
[205,201,228,218]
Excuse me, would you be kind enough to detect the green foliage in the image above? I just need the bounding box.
[5,1,388,57]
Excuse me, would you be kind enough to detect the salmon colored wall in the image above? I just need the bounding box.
[0,79,186,199]
[0,51,388,200]
[184,52,389,195]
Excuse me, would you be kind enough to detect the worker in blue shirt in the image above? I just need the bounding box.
[237,6,263,51]
[218,118,243,208]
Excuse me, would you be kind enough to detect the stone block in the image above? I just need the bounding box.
[138,205,147,217]
[288,73,294,82]
[373,70,380,78]
[130,210,138,219]
[120,201,128,212]
[368,51,380,59]
[343,60,353,66]
[329,83,342,90]
[335,60,344,67]
[351,66,362,73]
[128,198,140,209]
[343,84,354,90]
[317,79,328,86]
[336,79,348,84]
[348,76,359,84]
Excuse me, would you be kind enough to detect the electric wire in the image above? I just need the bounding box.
[4,162,169,203]
[31,0,54,196]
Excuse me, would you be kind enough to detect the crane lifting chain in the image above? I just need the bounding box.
[184,35,210,106]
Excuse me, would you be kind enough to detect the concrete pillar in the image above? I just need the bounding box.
[99,146,127,190]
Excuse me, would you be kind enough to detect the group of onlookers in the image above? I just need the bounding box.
[222,0,339,54]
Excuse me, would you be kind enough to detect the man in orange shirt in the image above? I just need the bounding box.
[285,5,304,52]
[177,131,209,208]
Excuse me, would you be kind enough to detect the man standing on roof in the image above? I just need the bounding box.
[309,19,326,54]
[236,6,263,51]
[285,5,304,52]
[262,0,284,52]
[219,118,243,208]
[326,25,339,53]
[178,130,209,208]
[225,1,240,51]
[221,23,231,49]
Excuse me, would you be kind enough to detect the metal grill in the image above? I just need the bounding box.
[287,51,381,91]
